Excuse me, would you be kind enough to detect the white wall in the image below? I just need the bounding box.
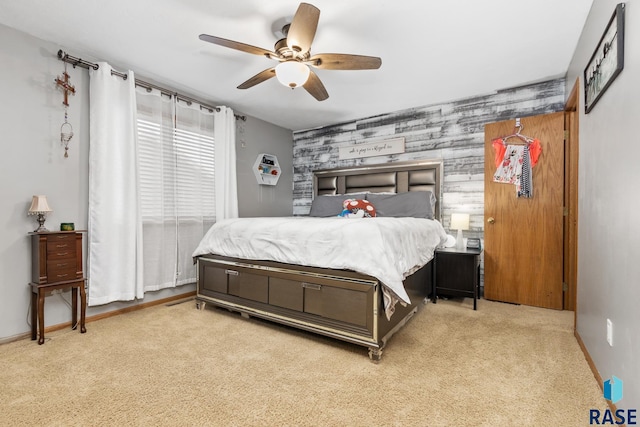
[0,23,293,341]
[236,116,293,217]
[0,23,93,340]
[566,1,640,407]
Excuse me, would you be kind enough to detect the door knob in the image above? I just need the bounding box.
[487,217,495,224]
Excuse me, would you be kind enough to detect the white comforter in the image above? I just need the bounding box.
[193,216,447,306]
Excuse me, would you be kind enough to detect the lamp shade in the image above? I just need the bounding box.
[275,61,310,88]
[28,195,53,214]
[450,213,469,231]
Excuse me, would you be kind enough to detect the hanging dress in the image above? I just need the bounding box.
[492,138,542,198]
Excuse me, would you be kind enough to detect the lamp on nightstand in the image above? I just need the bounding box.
[451,213,469,249]
[28,195,53,232]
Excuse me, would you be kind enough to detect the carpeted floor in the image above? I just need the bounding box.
[0,297,607,426]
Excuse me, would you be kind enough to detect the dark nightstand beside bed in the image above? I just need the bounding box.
[432,246,482,310]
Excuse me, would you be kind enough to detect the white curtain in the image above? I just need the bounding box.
[214,106,239,220]
[175,100,216,285]
[88,71,236,301]
[88,63,143,306]
[136,88,177,291]
[136,91,217,290]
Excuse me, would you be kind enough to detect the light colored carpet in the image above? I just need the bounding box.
[0,297,606,426]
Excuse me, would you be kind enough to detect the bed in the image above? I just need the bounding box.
[193,159,446,361]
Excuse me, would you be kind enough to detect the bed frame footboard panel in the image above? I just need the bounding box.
[195,255,433,359]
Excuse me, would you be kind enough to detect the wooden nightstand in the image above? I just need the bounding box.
[432,247,482,310]
[29,230,87,344]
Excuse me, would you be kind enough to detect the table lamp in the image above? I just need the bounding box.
[450,213,469,249]
[28,195,53,232]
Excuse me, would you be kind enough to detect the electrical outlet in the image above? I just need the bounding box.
[607,318,613,346]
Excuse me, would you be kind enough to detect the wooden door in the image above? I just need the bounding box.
[484,112,564,309]
[564,81,580,312]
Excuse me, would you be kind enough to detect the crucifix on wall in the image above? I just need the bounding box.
[55,70,75,107]
[55,63,75,157]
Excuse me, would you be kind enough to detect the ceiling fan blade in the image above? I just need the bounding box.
[286,3,320,54]
[308,53,382,70]
[303,70,329,101]
[199,34,276,59]
[237,68,276,89]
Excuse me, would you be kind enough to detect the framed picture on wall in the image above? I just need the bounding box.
[583,3,625,114]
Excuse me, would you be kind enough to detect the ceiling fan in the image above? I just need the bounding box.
[199,2,382,101]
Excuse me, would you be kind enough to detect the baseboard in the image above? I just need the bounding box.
[574,329,618,415]
[81,291,195,324]
[0,291,196,346]
[0,331,31,345]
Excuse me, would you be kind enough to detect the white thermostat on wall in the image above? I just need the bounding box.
[253,153,281,186]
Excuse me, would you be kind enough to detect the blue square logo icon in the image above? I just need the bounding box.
[603,376,623,404]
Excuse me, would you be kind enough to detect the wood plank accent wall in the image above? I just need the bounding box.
[292,78,565,240]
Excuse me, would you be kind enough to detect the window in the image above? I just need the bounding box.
[136,89,215,290]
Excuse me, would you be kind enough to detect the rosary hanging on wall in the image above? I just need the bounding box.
[55,62,75,158]
[60,111,73,158]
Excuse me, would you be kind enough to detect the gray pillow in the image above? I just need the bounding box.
[366,191,436,219]
[309,193,368,217]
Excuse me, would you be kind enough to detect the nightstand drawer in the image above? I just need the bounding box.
[46,235,76,259]
[46,249,76,260]
[47,268,77,283]
[47,258,77,274]
[435,253,478,292]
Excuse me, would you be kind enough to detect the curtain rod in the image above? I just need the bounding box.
[57,50,247,121]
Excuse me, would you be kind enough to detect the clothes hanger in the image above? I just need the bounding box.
[499,118,535,145]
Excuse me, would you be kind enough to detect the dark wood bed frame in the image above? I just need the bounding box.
[195,159,443,361]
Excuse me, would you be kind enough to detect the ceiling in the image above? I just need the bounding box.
[0,0,593,131]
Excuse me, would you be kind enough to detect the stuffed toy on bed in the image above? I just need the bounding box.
[338,199,377,218]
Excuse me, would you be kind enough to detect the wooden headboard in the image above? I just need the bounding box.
[313,159,443,220]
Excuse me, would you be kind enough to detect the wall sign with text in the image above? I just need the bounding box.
[339,137,405,160]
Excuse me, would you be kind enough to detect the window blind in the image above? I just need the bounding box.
[136,94,216,290]
[175,127,215,221]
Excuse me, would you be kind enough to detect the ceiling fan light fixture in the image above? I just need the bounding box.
[275,61,310,88]
[199,3,380,101]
